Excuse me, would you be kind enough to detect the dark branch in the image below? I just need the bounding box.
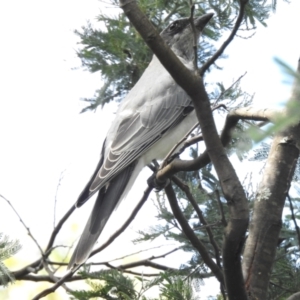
[287,194,300,250]
[164,183,224,284]
[200,0,249,75]
[171,176,222,268]
[89,186,152,259]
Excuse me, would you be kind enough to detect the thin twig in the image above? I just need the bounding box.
[46,205,76,253]
[200,0,248,75]
[164,183,224,284]
[53,170,66,228]
[171,176,222,270]
[89,186,153,259]
[287,194,300,250]
[42,259,73,294]
[212,72,247,106]
[107,244,178,263]
[161,104,226,168]
[13,205,76,279]
[31,265,81,300]
[161,122,200,168]
[0,194,44,255]
[17,274,83,283]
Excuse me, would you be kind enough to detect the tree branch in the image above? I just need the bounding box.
[164,183,224,284]
[171,176,222,269]
[0,194,44,255]
[119,3,249,298]
[200,0,249,75]
[242,59,300,299]
[17,274,83,283]
[287,194,300,250]
[156,106,279,183]
[89,186,152,259]
[13,204,75,279]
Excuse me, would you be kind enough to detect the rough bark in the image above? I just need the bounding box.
[242,60,300,299]
[242,134,299,299]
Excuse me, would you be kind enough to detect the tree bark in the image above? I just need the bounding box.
[242,60,300,299]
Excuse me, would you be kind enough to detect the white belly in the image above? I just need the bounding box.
[141,110,198,164]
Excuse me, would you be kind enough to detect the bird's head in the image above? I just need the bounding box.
[161,13,213,62]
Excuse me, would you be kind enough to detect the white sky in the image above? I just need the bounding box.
[0,0,300,299]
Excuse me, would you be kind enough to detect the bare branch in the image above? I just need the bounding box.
[108,244,178,263]
[53,169,66,228]
[42,259,73,294]
[156,105,280,184]
[200,0,249,75]
[287,194,300,250]
[89,186,152,259]
[0,194,44,255]
[17,274,83,283]
[164,183,224,284]
[160,104,226,170]
[31,266,80,300]
[46,205,76,253]
[171,176,222,267]
[13,205,76,279]
[117,260,176,272]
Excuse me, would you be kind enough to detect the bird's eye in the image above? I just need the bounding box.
[169,21,179,31]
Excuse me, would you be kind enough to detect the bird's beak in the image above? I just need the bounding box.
[195,13,214,31]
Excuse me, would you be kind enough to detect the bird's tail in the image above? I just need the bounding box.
[68,163,136,269]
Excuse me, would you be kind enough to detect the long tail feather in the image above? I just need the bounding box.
[68,162,136,268]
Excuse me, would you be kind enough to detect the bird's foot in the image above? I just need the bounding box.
[147,173,170,192]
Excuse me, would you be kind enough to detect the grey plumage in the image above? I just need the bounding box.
[68,13,213,268]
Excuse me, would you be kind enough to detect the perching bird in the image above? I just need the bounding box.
[68,13,213,268]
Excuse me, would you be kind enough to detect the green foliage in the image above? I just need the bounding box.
[249,142,300,182]
[75,0,275,112]
[159,273,200,300]
[0,233,21,286]
[70,269,138,300]
[267,223,300,299]
[69,268,203,300]
[136,171,228,279]
[71,1,299,299]
[248,58,300,142]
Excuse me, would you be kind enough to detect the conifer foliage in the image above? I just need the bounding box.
[2,1,299,299]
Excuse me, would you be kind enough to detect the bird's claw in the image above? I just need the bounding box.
[147,173,170,191]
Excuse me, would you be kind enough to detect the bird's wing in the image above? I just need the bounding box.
[90,83,193,193]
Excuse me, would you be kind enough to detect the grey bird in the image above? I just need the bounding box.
[68,13,213,268]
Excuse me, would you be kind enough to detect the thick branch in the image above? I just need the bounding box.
[119,2,249,298]
[242,59,300,299]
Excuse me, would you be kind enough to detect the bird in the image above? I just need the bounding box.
[68,12,213,268]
